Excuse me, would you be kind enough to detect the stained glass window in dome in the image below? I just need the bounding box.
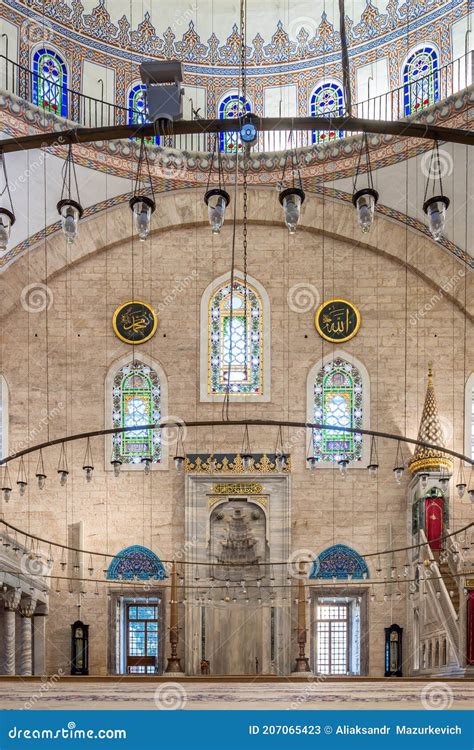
[32,48,68,116]
[208,280,263,396]
[128,84,159,144]
[218,95,251,153]
[403,46,439,116]
[310,82,344,144]
[312,357,363,462]
[112,360,161,464]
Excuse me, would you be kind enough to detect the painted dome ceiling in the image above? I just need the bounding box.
[1,0,469,68]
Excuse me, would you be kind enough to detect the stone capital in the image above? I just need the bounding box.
[3,587,21,611]
[19,596,37,618]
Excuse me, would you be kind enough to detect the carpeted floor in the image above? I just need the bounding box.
[0,678,472,710]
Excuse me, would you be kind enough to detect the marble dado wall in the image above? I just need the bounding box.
[0,189,472,676]
[0,0,470,118]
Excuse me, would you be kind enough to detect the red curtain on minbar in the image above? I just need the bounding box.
[424,496,443,550]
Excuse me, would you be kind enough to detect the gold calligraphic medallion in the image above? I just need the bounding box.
[112,301,158,345]
[315,298,361,343]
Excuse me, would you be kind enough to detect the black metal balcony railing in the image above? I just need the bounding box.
[0,52,472,154]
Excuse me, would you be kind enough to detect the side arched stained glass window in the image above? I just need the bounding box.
[112,360,161,464]
[312,357,363,462]
[208,279,263,396]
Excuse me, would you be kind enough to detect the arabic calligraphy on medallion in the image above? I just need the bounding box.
[112,301,158,344]
[315,298,361,343]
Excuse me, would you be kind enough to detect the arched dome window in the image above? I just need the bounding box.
[307,352,370,466]
[106,355,168,470]
[32,48,68,117]
[310,544,369,580]
[403,45,439,116]
[310,82,344,144]
[107,545,166,580]
[218,94,251,153]
[127,83,159,144]
[200,272,270,401]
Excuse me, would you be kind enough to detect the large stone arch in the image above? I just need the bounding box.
[1,188,471,322]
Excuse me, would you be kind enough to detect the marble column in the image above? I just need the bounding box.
[3,589,21,675]
[19,598,36,676]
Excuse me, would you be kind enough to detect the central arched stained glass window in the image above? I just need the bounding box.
[310,82,344,144]
[218,94,251,153]
[312,357,363,462]
[128,83,159,144]
[208,279,263,396]
[112,360,161,464]
[403,46,439,116]
[32,48,68,117]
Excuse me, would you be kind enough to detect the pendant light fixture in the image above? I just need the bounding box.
[439,467,451,492]
[204,143,230,234]
[275,426,289,471]
[16,456,27,496]
[338,455,349,478]
[111,447,122,478]
[1,464,12,502]
[352,133,378,234]
[35,449,47,490]
[57,443,69,486]
[174,425,185,473]
[240,425,253,471]
[82,438,94,483]
[393,440,405,484]
[141,456,152,475]
[0,152,15,253]
[278,137,305,234]
[422,141,450,241]
[367,436,379,478]
[456,463,467,498]
[57,143,83,244]
[306,429,318,470]
[130,138,156,241]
